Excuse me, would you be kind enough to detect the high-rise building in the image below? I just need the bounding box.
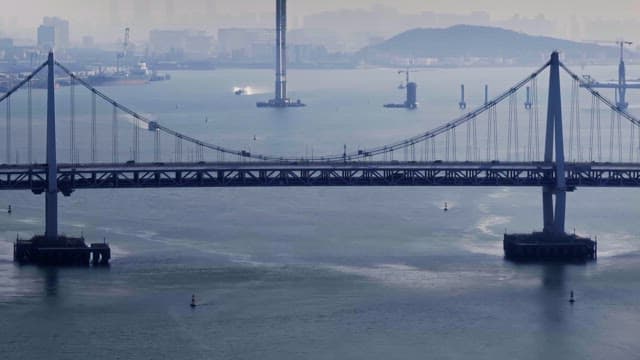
[37,25,56,50]
[38,17,70,50]
[150,30,188,54]
[0,38,13,51]
[217,28,274,58]
[149,30,213,58]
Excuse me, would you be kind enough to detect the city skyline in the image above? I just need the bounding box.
[0,0,639,45]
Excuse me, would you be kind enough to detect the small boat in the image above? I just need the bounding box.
[569,291,575,304]
[190,294,197,308]
[443,202,448,212]
[7,205,11,214]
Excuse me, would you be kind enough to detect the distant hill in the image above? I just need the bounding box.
[359,25,628,66]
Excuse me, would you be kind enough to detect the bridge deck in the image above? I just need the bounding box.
[2,161,640,191]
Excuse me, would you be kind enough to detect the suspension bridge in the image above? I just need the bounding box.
[2,51,640,264]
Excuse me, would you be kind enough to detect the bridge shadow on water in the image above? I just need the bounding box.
[31,265,111,304]
[41,267,59,298]
[542,264,577,354]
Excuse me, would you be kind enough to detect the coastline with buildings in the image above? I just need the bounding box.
[2,4,639,82]
[0,6,638,96]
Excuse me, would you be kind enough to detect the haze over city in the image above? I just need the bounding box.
[1,0,640,46]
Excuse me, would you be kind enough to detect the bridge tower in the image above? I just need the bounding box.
[542,51,567,234]
[617,42,629,110]
[256,0,305,108]
[45,51,58,243]
[273,0,286,103]
[13,51,111,266]
[503,51,596,261]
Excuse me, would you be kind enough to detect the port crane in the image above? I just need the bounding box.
[580,40,640,110]
[116,27,130,74]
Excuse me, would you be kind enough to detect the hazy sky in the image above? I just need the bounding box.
[3,0,637,19]
[2,0,640,43]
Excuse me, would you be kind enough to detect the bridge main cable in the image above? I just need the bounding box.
[341,61,550,161]
[54,60,549,163]
[0,61,48,105]
[55,61,274,161]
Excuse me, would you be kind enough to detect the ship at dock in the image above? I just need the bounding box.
[85,27,169,87]
[86,62,152,86]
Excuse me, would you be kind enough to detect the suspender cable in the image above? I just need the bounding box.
[609,110,615,161]
[154,129,160,162]
[597,98,602,161]
[445,130,450,161]
[617,113,623,162]
[5,95,10,164]
[175,136,182,162]
[112,104,118,163]
[70,77,76,163]
[589,94,595,162]
[452,127,457,161]
[473,116,478,161]
[575,80,582,162]
[465,121,471,161]
[27,80,32,164]
[513,92,519,161]
[410,142,415,161]
[508,93,514,160]
[56,60,549,163]
[132,115,140,162]
[493,106,498,160]
[486,105,492,161]
[531,78,540,160]
[630,119,635,162]
[568,80,576,161]
[431,138,436,161]
[91,91,97,162]
[527,90,533,161]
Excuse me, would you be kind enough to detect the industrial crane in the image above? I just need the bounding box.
[384,68,419,109]
[581,40,639,110]
[116,27,130,74]
[397,68,419,89]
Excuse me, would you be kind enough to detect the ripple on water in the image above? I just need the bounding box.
[324,262,522,290]
[476,214,511,237]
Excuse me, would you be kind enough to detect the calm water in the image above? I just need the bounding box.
[1,64,640,359]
